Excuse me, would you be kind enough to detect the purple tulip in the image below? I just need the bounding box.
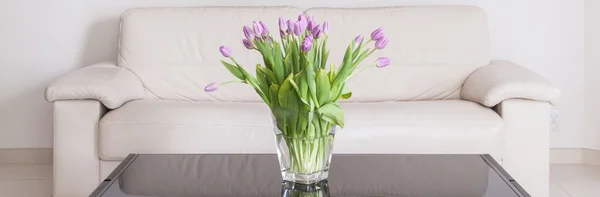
[308,15,315,23]
[307,20,316,32]
[375,36,389,49]
[243,39,253,49]
[311,25,323,38]
[355,35,363,46]
[298,21,307,34]
[219,46,232,57]
[301,36,314,52]
[376,57,391,68]
[294,22,302,36]
[371,28,385,41]
[243,26,254,40]
[322,21,329,34]
[252,21,263,36]
[259,21,269,36]
[287,20,295,34]
[204,83,218,92]
[280,30,286,38]
[279,17,287,32]
[298,14,307,25]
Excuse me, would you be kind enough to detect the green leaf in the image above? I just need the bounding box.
[316,69,331,105]
[328,63,336,84]
[352,38,363,60]
[333,43,354,86]
[330,83,344,102]
[273,45,285,83]
[299,72,309,103]
[221,61,245,80]
[320,38,328,69]
[317,103,345,128]
[304,55,318,106]
[341,92,352,99]
[278,76,293,107]
[289,74,309,105]
[256,65,270,101]
[269,84,280,107]
[257,66,277,84]
[352,48,372,70]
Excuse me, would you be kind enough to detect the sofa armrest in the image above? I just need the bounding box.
[45,62,145,109]
[461,60,560,107]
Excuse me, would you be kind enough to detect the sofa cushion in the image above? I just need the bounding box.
[118,7,302,102]
[99,100,503,160]
[306,6,491,101]
[118,6,490,102]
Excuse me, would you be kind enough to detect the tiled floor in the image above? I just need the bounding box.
[0,163,597,197]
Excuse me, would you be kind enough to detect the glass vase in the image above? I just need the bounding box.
[281,181,330,197]
[272,108,337,184]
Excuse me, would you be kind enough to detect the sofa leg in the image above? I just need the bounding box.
[497,99,550,197]
[53,101,106,197]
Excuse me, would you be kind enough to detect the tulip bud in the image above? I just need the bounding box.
[375,36,389,49]
[354,35,363,46]
[298,14,307,25]
[376,57,392,68]
[301,36,314,52]
[322,21,329,34]
[243,26,254,40]
[280,30,286,39]
[259,21,269,36]
[294,22,302,36]
[287,20,295,34]
[243,39,253,49]
[311,25,323,38]
[252,21,263,36]
[219,46,232,57]
[204,83,218,92]
[371,28,385,41]
[278,17,287,32]
[307,20,316,32]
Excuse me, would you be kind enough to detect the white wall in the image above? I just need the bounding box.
[0,0,585,148]
[585,0,600,150]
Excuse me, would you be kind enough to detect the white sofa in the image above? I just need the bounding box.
[45,6,559,197]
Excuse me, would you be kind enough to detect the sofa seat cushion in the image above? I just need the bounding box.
[99,100,503,161]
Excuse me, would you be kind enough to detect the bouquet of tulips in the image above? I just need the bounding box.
[206,14,390,180]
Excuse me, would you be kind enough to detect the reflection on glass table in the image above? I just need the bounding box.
[92,154,529,197]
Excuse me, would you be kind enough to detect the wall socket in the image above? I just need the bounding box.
[550,106,559,131]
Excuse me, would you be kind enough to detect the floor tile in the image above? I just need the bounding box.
[0,180,52,197]
[0,164,52,180]
[550,180,572,197]
[551,164,600,197]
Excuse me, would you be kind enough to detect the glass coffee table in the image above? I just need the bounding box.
[90,154,529,197]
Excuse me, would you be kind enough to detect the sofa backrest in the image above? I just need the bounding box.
[118,6,490,102]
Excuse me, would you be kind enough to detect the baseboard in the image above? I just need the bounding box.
[0,148,52,164]
[551,148,600,165]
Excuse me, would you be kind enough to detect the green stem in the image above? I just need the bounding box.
[347,63,376,79]
[219,80,244,85]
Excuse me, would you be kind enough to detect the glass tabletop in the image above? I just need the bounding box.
[91,154,529,197]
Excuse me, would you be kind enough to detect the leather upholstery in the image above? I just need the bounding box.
[118,7,302,101]
[45,62,145,109]
[306,6,491,101]
[461,60,560,107]
[99,100,502,160]
[53,101,106,197]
